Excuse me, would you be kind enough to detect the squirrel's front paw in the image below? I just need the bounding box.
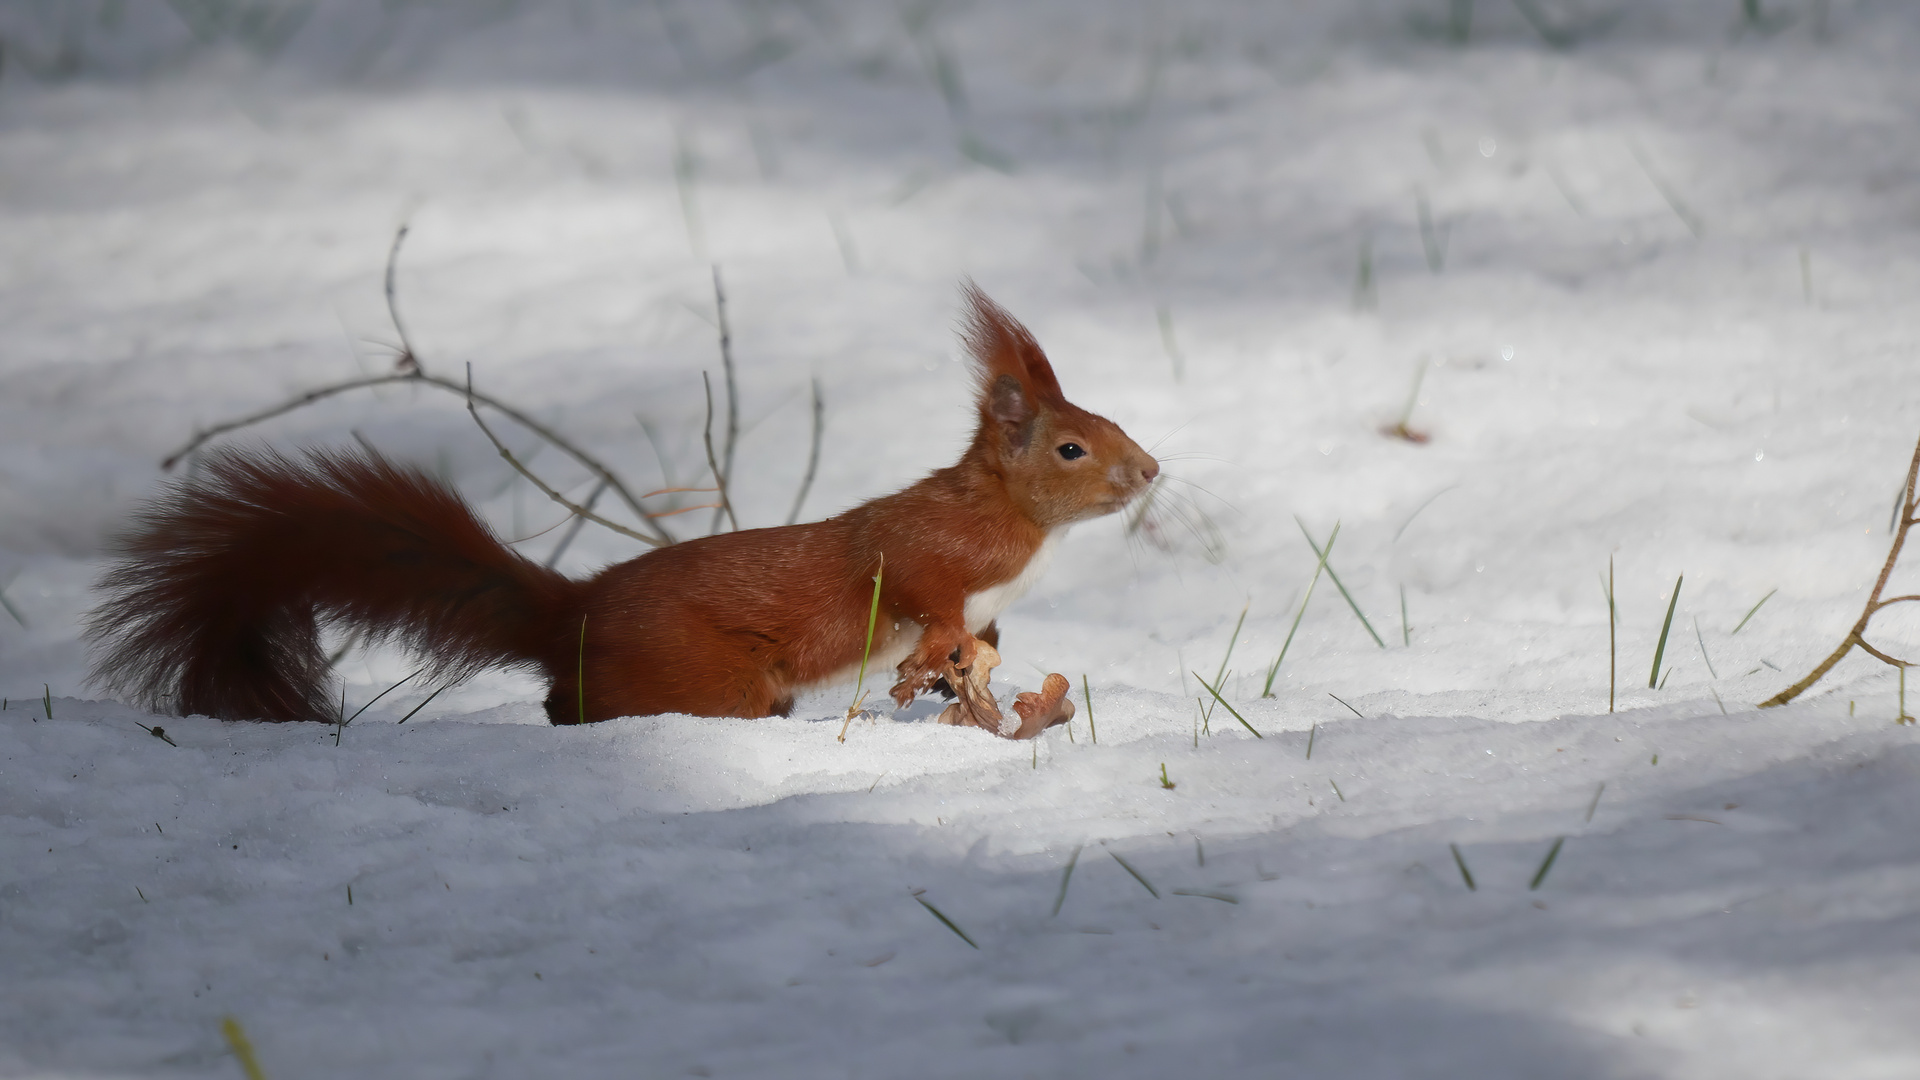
[892,630,977,706]
[887,673,927,709]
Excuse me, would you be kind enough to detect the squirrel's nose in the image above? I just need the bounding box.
[1139,458,1160,484]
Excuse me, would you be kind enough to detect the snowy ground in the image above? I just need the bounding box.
[4,2,1920,1077]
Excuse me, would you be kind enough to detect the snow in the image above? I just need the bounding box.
[4,2,1920,1076]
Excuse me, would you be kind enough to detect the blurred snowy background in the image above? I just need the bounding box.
[3,2,1920,1077]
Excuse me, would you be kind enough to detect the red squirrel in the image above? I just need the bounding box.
[86,285,1159,733]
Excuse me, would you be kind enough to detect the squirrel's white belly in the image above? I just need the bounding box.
[964,529,1063,634]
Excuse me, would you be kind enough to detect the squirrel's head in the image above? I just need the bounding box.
[960,283,1159,530]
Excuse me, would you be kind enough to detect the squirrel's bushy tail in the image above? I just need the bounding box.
[87,447,582,722]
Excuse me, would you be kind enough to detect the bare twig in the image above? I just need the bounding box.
[708,266,740,534]
[466,365,666,548]
[161,372,417,469]
[714,267,740,485]
[786,377,825,526]
[1763,431,1920,708]
[702,371,740,532]
[544,479,609,568]
[164,371,674,545]
[385,224,420,373]
[1853,636,1914,669]
[159,224,675,547]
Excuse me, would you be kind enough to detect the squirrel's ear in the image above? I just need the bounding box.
[960,281,1066,410]
[987,374,1036,451]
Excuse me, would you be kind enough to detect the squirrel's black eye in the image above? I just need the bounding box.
[1057,443,1086,461]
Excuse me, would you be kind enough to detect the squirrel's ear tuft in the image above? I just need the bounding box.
[960,281,1066,408]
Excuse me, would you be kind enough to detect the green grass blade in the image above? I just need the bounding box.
[1606,556,1617,713]
[395,684,447,725]
[1395,356,1429,428]
[1305,722,1316,759]
[343,666,425,727]
[1693,616,1718,680]
[848,555,885,716]
[915,896,978,949]
[0,584,26,628]
[1650,574,1683,689]
[577,615,588,724]
[1051,844,1082,917]
[1730,588,1775,635]
[1400,584,1410,646]
[1193,671,1261,738]
[1264,522,1340,696]
[1108,850,1160,898]
[1082,674,1096,744]
[1170,888,1238,904]
[221,1017,268,1080]
[1529,836,1566,891]
[1213,601,1249,689]
[1295,516,1385,648]
[1449,843,1476,891]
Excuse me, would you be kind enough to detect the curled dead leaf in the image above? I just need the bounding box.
[936,640,1005,732]
[1009,672,1076,740]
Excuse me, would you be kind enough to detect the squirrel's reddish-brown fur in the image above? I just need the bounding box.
[87,286,1158,729]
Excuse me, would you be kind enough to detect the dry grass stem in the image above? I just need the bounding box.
[1764,431,1920,707]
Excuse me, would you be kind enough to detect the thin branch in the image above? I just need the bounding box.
[785,377,825,526]
[544,479,609,569]
[702,371,740,532]
[163,372,676,547]
[385,224,420,373]
[161,227,675,547]
[1852,635,1914,669]
[161,373,416,469]
[709,265,740,534]
[1761,634,1860,709]
[466,365,666,548]
[1764,430,1920,707]
[438,373,674,545]
[506,511,580,545]
[714,266,740,483]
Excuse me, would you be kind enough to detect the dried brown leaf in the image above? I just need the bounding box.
[1009,672,1076,739]
[937,639,1005,732]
